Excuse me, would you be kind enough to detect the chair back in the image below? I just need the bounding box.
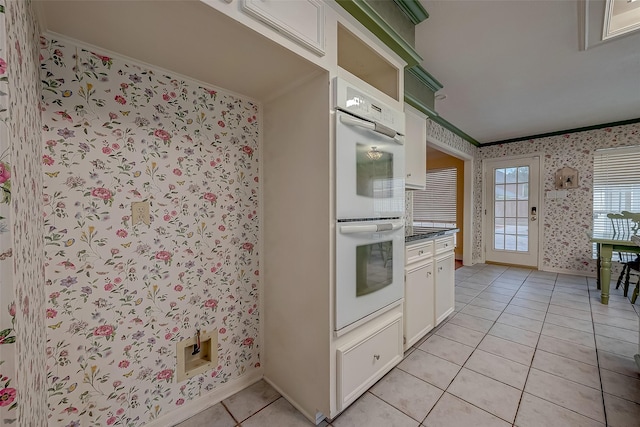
[607,212,640,238]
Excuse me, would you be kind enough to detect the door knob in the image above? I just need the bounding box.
[531,206,537,221]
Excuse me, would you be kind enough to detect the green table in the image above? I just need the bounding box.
[589,231,640,304]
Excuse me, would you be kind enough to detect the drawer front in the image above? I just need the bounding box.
[337,314,403,410]
[406,241,434,264]
[435,236,454,255]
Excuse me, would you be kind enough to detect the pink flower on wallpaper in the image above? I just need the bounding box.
[42,155,55,166]
[204,299,218,309]
[218,120,225,128]
[176,398,184,406]
[118,360,129,369]
[102,146,112,154]
[242,146,254,156]
[0,387,16,406]
[242,242,254,252]
[0,162,10,184]
[174,284,183,292]
[156,369,174,381]
[114,95,126,105]
[242,337,254,346]
[0,58,6,75]
[173,168,182,176]
[155,251,172,262]
[104,283,114,291]
[154,129,171,141]
[203,192,217,203]
[116,229,128,238]
[106,416,116,425]
[8,303,16,317]
[91,187,113,201]
[93,325,115,337]
[46,308,57,318]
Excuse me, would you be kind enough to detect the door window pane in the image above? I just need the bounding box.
[493,165,530,253]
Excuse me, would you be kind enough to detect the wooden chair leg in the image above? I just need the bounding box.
[616,264,627,290]
[622,265,631,297]
[631,279,639,304]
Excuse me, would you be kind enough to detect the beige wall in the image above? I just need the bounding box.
[426,146,464,260]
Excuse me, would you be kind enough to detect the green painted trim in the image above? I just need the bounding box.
[336,0,423,67]
[392,0,429,24]
[483,117,640,146]
[405,94,481,147]
[406,65,443,92]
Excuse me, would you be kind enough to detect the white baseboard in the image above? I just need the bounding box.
[262,376,323,425]
[539,266,597,278]
[145,369,263,427]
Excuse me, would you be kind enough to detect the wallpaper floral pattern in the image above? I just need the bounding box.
[41,38,260,426]
[2,0,48,425]
[476,124,640,272]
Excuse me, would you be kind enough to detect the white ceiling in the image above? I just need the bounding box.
[415,0,640,144]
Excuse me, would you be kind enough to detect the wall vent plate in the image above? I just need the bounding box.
[176,329,218,382]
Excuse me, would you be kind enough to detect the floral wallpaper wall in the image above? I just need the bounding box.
[3,0,48,425]
[476,124,640,272]
[41,38,260,426]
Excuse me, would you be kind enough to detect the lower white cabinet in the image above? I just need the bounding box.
[336,313,403,411]
[435,252,455,325]
[404,235,456,350]
[404,260,434,349]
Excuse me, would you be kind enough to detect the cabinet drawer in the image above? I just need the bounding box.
[434,236,454,255]
[406,241,434,264]
[336,314,403,410]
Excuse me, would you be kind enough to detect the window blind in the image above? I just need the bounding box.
[413,167,457,225]
[592,145,640,258]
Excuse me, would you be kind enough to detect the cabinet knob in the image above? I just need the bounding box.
[407,173,412,177]
[418,250,424,255]
[438,266,443,272]
[373,354,380,361]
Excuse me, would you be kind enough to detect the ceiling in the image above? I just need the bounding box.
[414,0,640,144]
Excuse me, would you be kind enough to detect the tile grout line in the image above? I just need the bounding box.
[587,276,608,427]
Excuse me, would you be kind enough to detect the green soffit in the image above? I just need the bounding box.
[407,65,443,92]
[405,94,481,147]
[393,0,429,24]
[336,0,422,67]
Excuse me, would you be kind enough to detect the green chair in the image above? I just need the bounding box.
[607,212,640,298]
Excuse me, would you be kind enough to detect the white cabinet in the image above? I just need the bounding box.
[404,104,427,189]
[404,260,434,349]
[241,0,325,56]
[404,235,455,350]
[435,252,455,325]
[336,313,403,411]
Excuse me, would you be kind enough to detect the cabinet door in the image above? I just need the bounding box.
[241,0,325,55]
[404,105,427,189]
[435,252,455,325]
[404,260,434,350]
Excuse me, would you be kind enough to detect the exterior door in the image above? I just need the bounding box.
[484,156,540,267]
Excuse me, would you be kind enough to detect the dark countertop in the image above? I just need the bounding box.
[405,226,459,244]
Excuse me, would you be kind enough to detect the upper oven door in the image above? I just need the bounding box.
[336,111,405,220]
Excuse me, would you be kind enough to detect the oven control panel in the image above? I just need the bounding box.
[334,78,404,134]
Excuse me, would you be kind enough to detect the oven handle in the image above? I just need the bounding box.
[339,221,404,234]
[339,114,404,145]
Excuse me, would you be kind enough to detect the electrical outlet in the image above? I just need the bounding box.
[131,201,150,225]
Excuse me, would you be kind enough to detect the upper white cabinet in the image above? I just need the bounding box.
[241,0,325,56]
[404,104,427,189]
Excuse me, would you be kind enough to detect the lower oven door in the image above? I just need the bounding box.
[335,219,405,331]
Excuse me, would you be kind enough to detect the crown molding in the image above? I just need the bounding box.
[405,94,481,147]
[392,0,429,25]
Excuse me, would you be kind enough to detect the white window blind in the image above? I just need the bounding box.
[413,168,457,226]
[592,145,640,258]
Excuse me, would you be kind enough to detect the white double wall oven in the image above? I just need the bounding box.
[334,78,406,331]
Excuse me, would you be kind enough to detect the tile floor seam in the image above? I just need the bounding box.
[511,270,548,427]
[587,277,609,427]
[220,401,240,425]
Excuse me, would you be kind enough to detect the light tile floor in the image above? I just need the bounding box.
[176,264,640,427]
